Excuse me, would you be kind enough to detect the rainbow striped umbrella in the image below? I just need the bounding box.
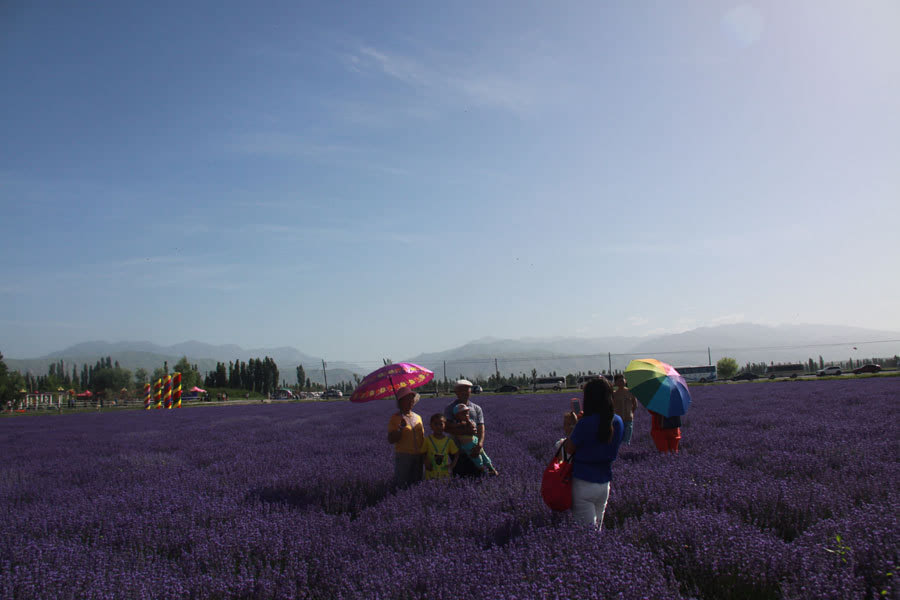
[624,358,692,417]
[349,362,434,403]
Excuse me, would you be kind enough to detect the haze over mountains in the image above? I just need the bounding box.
[6,323,899,384]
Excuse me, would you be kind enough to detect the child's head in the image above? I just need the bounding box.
[429,413,446,434]
[563,411,579,436]
[614,374,626,388]
[452,403,470,421]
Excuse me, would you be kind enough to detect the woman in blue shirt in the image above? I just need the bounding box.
[564,377,624,530]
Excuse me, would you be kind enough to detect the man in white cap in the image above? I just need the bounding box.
[443,379,487,477]
[387,387,425,487]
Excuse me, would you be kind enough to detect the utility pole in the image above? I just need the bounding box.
[708,347,712,366]
[443,360,447,392]
[608,352,612,374]
[494,358,500,383]
[322,359,328,391]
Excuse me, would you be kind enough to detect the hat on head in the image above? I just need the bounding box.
[454,379,473,389]
[395,387,419,404]
[452,403,469,415]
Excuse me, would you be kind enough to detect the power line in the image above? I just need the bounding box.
[334,338,900,368]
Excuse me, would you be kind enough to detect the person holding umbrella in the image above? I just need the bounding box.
[622,359,691,454]
[387,388,426,487]
[649,411,681,453]
[443,379,488,478]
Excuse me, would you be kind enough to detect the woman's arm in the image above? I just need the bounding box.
[387,417,405,444]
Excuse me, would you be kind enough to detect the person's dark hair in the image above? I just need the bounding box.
[614,374,625,383]
[582,378,615,443]
[430,413,445,425]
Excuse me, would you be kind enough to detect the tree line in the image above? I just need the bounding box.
[3,349,899,409]
[203,357,280,395]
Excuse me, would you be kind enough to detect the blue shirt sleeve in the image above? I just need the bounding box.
[570,417,588,448]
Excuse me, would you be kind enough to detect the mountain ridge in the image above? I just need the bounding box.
[6,323,899,382]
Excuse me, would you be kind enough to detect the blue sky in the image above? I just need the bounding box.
[2,0,898,360]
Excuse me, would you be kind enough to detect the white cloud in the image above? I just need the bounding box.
[227,133,360,159]
[345,44,551,117]
[224,131,410,176]
[228,222,441,246]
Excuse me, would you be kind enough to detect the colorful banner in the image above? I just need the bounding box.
[154,378,162,409]
[173,372,182,409]
[144,383,151,410]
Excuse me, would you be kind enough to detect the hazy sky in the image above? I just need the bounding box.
[2,1,899,360]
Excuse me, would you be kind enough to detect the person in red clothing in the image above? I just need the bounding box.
[649,410,681,453]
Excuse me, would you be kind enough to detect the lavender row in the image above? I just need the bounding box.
[1,379,897,599]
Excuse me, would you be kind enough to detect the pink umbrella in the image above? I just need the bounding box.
[350,363,434,403]
[188,386,206,393]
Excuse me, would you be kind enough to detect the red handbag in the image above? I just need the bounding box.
[541,445,573,512]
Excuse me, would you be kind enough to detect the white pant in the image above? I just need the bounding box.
[571,477,610,530]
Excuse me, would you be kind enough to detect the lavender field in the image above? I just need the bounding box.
[1,379,898,600]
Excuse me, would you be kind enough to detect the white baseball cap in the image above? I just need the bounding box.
[454,379,473,389]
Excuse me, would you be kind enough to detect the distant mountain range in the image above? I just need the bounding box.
[6,323,899,384]
[410,323,900,379]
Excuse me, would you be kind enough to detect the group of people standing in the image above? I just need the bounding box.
[560,374,682,530]
[387,378,497,488]
[386,374,682,532]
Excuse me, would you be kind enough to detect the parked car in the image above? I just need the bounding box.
[817,366,842,377]
[471,385,483,394]
[853,364,882,374]
[732,372,759,381]
[495,385,519,393]
[323,389,343,398]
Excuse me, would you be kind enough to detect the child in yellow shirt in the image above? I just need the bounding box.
[419,414,459,480]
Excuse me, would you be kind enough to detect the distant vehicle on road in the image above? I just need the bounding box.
[495,385,519,393]
[732,372,759,381]
[533,376,565,391]
[853,364,881,374]
[323,389,343,398]
[766,363,805,379]
[817,366,842,377]
[675,365,718,383]
[471,385,483,394]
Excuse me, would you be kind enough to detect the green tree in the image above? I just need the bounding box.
[215,362,227,387]
[296,364,306,389]
[0,352,18,406]
[133,368,148,388]
[173,356,201,390]
[91,366,132,395]
[151,367,167,384]
[717,357,739,379]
